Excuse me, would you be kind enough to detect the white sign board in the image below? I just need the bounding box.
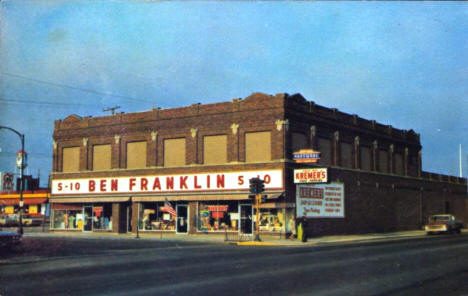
[296,183,344,218]
[294,168,328,183]
[52,170,283,195]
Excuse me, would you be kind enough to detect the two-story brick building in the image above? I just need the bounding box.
[49,93,467,237]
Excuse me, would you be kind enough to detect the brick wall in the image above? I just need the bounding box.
[294,166,468,236]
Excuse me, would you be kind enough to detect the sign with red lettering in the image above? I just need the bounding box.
[296,183,344,218]
[207,205,228,212]
[294,168,327,183]
[51,170,283,196]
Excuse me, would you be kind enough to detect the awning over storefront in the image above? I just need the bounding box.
[51,204,83,210]
[0,198,48,206]
[49,192,284,204]
[132,194,250,202]
[50,197,130,203]
[132,191,285,202]
[259,202,296,209]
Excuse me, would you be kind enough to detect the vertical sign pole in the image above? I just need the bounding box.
[254,193,261,241]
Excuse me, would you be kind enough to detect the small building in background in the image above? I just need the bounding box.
[0,173,50,226]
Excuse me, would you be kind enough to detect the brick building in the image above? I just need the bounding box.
[50,93,467,236]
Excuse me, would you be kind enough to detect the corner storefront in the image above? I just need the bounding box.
[50,169,292,236]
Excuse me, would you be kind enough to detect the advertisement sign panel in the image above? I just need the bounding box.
[294,168,327,183]
[52,170,283,195]
[296,183,344,218]
[293,149,320,163]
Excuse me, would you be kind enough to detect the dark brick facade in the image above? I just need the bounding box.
[51,92,468,236]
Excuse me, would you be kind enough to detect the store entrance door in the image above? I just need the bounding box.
[176,204,188,234]
[239,204,253,235]
[83,206,93,232]
[126,205,132,232]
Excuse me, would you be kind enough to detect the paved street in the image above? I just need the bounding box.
[1,233,468,296]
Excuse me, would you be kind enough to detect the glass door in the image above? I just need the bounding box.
[239,204,253,235]
[176,204,188,234]
[83,206,93,232]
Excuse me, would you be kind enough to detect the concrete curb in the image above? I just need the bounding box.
[236,241,280,246]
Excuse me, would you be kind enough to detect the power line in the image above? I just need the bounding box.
[3,72,153,103]
[0,98,101,107]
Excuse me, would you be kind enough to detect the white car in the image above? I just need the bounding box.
[425,214,463,235]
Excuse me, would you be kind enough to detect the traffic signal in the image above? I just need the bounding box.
[249,178,259,193]
[257,179,265,193]
[249,177,265,194]
[261,194,268,203]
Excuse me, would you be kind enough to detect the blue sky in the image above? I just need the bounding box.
[1,1,467,186]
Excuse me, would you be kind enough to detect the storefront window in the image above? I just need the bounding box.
[198,201,239,232]
[92,204,112,231]
[258,208,286,233]
[52,209,82,229]
[139,202,176,231]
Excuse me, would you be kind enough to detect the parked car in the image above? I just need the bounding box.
[425,214,463,235]
[0,228,22,248]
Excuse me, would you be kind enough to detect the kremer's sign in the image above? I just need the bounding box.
[294,168,328,183]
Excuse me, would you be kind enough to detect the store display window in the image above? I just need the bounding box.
[51,206,82,230]
[139,202,176,231]
[258,209,285,233]
[197,201,239,232]
[92,204,112,231]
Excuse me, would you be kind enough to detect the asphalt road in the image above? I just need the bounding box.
[1,234,468,296]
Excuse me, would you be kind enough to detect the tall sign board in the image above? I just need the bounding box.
[296,183,345,218]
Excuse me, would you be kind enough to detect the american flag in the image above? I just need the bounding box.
[160,198,177,217]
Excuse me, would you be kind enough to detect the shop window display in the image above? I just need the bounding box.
[258,209,285,233]
[52,209,82,229]
[92,204,112,231]
[139,202,176,231]
[198,201,239,232]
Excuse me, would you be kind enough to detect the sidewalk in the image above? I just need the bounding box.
[17,227,446,247]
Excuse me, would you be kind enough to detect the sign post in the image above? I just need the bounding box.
[254,193,261,242]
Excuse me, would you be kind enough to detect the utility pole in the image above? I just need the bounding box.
[103,106,121,115]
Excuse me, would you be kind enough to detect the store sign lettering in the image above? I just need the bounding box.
[52,170,283,195]
[294,168,327,183]
[296,183,344,218]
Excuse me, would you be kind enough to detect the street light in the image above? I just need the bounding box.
[0,125,25,235]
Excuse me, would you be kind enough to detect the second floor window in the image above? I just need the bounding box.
[394,153,404,175]
[318,138,332,166]
[340,142,353,169]
[164,138,186,167]
[379,150,389,173]
[360,146,372,171]
[245,131,271,163]
[62,147,80,172]
[291,132,308,153]
[127,141,147,169]
[92,144,111,171]
[203,135,227,165]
